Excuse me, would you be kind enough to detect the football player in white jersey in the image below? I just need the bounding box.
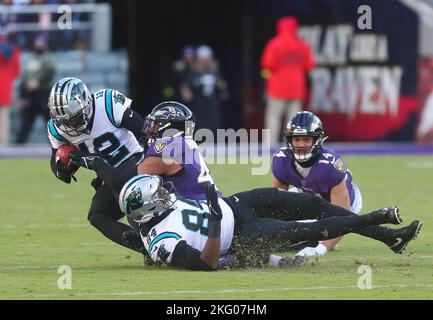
[115,175,421,270]
[47,77,147,252]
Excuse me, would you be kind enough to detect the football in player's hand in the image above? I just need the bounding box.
[56,144,79,167]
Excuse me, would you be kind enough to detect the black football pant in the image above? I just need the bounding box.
[87,153,142,252]
[224,188,395,266]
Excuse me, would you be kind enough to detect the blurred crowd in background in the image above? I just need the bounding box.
[164,44,229,134]
[0,0,93,146]
[0,0,114,146]
[1,0,93,51]
[0,0,317,146]
[2,0,433,147]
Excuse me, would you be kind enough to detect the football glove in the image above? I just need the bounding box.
[70,151,103,170]
[206,184,222,221]
[55,160,78,184]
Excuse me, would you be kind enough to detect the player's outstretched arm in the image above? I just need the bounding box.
[201,184,223,268]
[170,185,223,270]
[170,241,215,271]
[137,156,182,176]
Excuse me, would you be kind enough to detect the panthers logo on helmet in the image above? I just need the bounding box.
[333,158,346,173]
[125,186,144,214]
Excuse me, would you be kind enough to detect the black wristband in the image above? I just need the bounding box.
[207,220,221,239]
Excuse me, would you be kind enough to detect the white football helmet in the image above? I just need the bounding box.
[119,175,174,223]
[48,77,93,136]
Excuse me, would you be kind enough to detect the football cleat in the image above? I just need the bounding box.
[387,220,422,254]
[278,255,309,268]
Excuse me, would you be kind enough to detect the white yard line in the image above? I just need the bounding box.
[0,242,113,248]
[1,254,432,270]
[3,284,433,298]
[404,161,433,169]
[1,224,88,229]
[0,263,136,270]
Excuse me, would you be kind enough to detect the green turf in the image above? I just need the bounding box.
[1,155,433,299]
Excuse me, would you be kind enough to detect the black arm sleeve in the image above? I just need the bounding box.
[120,108,145,141]
[92,159,137,193]
[50,148,58,176]
[50,148,78,184]
[170,240,215,271]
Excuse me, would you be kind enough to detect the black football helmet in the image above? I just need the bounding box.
[143,101,196,141]
[284,111,327,166]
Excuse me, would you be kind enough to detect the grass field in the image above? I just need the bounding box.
[1,155,433,300]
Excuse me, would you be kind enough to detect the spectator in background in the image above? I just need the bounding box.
[16,33,55,144]
[164,44,195,101]
[0,28,20,147]
[181,45,228,134]
[1,0,32,50]
[261,16,315,146]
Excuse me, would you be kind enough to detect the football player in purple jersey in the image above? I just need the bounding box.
[271,111,414,257]
[139,101,221,201]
